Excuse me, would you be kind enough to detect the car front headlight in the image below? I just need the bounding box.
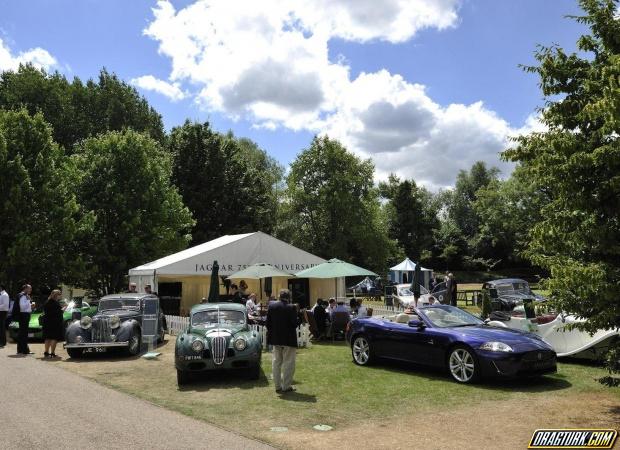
[234,338,247,351]
[191,339,204,353]
[479,341,513,352]
[109,315,120,329]
[80,316,92,330]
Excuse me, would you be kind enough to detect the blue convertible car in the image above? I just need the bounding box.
[346,305,556,383]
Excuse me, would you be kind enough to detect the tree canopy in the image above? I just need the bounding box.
[73,130,194,294]
[168,121,283,244]
[0,109,88,294]
[0,65,165,150]
[279,136,396,273]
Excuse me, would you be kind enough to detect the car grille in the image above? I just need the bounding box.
[212,336,227,365]
[522,350,555,362]
[520,350,556,371]
[91,317,112,343]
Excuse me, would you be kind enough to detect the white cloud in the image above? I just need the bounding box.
[0,38,57,72]
[144,0,535,189]
[131,75,186,101]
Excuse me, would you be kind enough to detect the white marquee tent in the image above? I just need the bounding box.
[129,232,341,312]
[389,257,433,288]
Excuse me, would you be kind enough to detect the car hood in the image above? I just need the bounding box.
[189,324,247,337]
[446,325,553,352]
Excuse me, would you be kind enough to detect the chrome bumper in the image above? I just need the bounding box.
[64,341,129,349]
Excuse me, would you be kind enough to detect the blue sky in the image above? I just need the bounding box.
[0,0,587,188]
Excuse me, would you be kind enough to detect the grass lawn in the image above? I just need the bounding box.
[44,337,620,449]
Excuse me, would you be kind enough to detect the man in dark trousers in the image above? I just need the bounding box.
[447,273,458,307]
[16,284,33,355]
[266,289,299,393]
[0,283,9,348]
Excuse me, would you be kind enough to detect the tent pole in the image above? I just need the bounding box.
[260,278,263,303]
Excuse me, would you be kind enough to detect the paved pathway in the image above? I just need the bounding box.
[0,346,274,450]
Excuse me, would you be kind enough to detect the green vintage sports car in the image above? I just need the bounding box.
[9,299,98,341]
[175,303,262,385]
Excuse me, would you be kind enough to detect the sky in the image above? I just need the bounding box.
[0,0,588,189]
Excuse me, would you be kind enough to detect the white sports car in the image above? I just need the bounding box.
[488,305,618,360]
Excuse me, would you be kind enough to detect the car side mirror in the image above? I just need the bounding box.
[408,319,425,329]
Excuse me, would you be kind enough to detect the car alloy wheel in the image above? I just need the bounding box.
[352,335,372,365]
[448,347,476,383]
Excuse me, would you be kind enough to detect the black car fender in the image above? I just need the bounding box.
[116,319,140,341]
[65,321,90,343]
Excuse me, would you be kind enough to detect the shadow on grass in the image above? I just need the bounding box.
[277,391,317,403]
[309,340,348,348]
[178,368,270,392]
[371,358,572,393]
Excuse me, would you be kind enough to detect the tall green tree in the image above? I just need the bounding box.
[73,130,194,294]
[0,65,165,150]
[168,121,283,244]
[0,109,89,294]
[473,166,548,268]
[280,136,395,273]
[379,175,439,264]
[504,0,620,384]
[434,161,499,269]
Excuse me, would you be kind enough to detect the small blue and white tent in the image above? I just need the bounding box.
[389,258,433,288]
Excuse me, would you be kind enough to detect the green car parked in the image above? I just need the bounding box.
[9,299,98,341]
[175,303,262,385]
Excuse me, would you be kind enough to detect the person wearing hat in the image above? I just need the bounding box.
[266,289,300,393]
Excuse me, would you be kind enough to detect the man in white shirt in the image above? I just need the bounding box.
[0,284,9,348]
[245,293,258,319]
[16,284,33,355]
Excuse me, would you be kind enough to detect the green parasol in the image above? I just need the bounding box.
[294,258,377,299]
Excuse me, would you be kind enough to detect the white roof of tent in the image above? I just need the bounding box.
[390,257,432,272]
[129,231,326,277]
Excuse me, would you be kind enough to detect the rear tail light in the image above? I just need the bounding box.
[346,322,351,333]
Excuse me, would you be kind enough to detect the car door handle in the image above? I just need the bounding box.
[426,339,434,345]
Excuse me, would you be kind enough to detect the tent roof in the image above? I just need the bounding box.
[129,232,325,276]
[389,257,432,272]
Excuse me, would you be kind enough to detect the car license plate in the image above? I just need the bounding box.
[83,347,106,353]
[28,333,34,338]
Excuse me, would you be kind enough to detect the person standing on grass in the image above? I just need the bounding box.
[42,289,64,358]
[266,289,299,393]
[16,284,33,355]
[0,284,9,348]
[447,273,458,307]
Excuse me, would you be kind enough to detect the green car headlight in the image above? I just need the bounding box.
[191,339,204,353]
[234,338,247,351]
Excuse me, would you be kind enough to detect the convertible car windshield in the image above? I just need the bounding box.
[419,306,484,328]
[192,310,246,326]
[99,298,139,311]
